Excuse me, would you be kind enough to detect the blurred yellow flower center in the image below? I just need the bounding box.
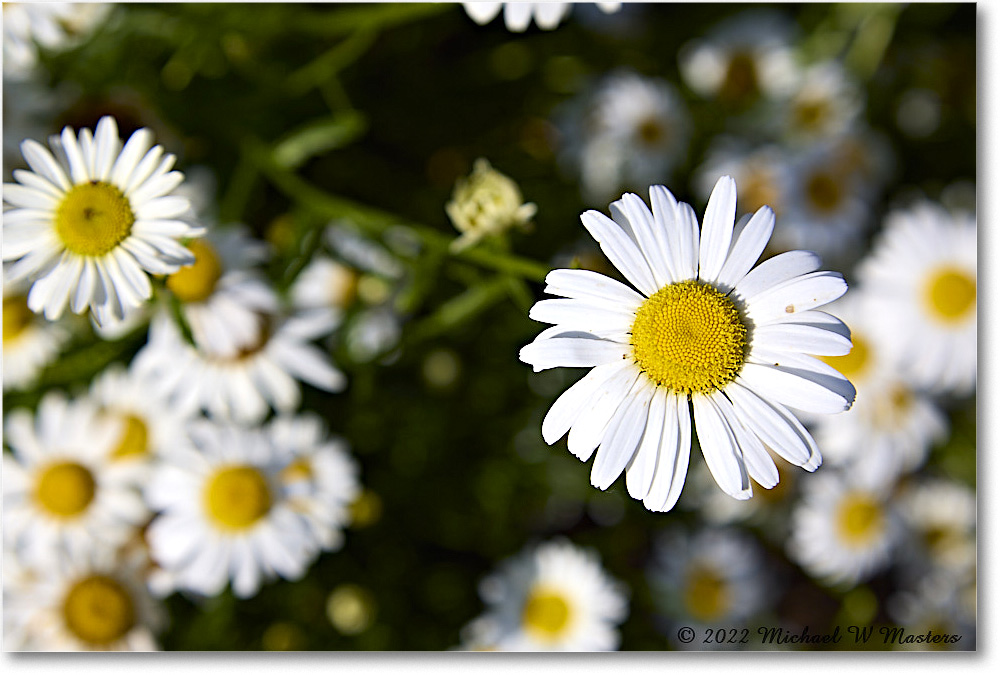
[3,295,34,340]
[631,280,747,395]
[637,116,668,146]
[62,575,136,646]
[836,492,885,547]
[522,588,571,640]
[822,333,870,380]
[111,415,150,459]
[721,51,758,102]
[684,566,729,622]
[742,167,780,215]
[805,171,843,213]
[280,459,313,484]
[55,182,134,256]
[35,461,96,518]
[872,383,913,430]
[793,98,830,132]
[924,267,976,323]
[204,465,272,530]
[166,239,223,303]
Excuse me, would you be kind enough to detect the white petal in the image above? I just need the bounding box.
[611,193,671,287]
[748,347,857,405]
[644,393,691,512]
[464,2,502,24]
[693,393,751,499]
[541,359,633,445]
[580,210,659,296]
[543,268,645,307]
[745,271,848,324]
[726,379,821,470]
[673,201,701,280]
[625,385,667,499]
[715,206,775,290]
[60,125,91,183]
[528,298,635,333]
[71,258,98,313]
[519,336,629,372]
[12,169,64,199]
[698,175,737,283]
[566,365,641,462]
[648,185,682,283]
[733,250,821,301]
[93,116,121,181]
[713,391,778,489]
[20,140,71,190]
[3,183,57,209]
[110,128,153,187]
[752,322,852,356]
[738,361,853,415]
[591,377,654,490]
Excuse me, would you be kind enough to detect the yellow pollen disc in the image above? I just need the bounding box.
[924,267,976,323]
[805,171,843,213]
[34,461,96,518]
[204,465,272,531]
[836,492,885,547]
[630,280,747,395]
[793,99,829,132]
[3,295,34,341]
[280,459,313,484]
[684,566,730,622]
[166,239,223,303]
[522,588,571,640]
[111,415,150,459]
[62,575,136,646]
[821,333,871,380]
[55,182,135,256]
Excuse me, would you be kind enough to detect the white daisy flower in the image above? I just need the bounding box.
[811,294,949,484]
[570,71,691,203]
[684,453,797,528]
[2,392,148,567]
[132,309,346,424]
[472,539,627,651]
[165,226,278,358]
[88,362,191,465]
[519,176,855,512]
[463,2,619,33]
[695,140,789,218]
[267,414,361,554]
[897,479,976,577]
[4,547,165,651]
[290,254,358,316]
[2,116,204,326]
[773,61,864,143]
[2,3,109,80]
[788,470,900,587]
[3,278,70,390]
[678,10,799,104]
[144,420,321,599]
[857,202,977,395]
[649,528,770,641]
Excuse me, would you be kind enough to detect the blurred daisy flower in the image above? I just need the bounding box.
[268,414,361,554]
[857,201,977,395]
[788,470,900,587]
[290,255,358,321]
[897,479,976,578]
[561,71,691,204]
[811,294,949,484]
[446,158,536,253]
[520,176,854,512]
[2,116,204,326]
[164,226,278,358]
[2,2,109,80]
[462,2,619,33]
[2,276,70,391]
[694,140,789,218]
[773,61,864,143]
[4,547,165,651]
[648,528,770,643]
[2,392,148,567]
[887,573,975,650]
[469,539,627,651]
[678,10,799,105]
[145,421,325,599]
[132,309,346,425]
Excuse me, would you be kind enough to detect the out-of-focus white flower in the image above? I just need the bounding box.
[887,573,976,650]
[463,2,619,33]
[788,470,900,587]
[132,309,346,425]
[2,3,109,80]
[678,10,799,104]
[857,202,977,395]
[467,539,628,651]
[694,140,789,218]
[520,177,854,512]
[145,420,326,599]
[445,159,536,253]
[811,294,949,485]
[897,479,976,578]
[564,71,691,204]
[773,61,864,143]
[4,547,165,651]
[2,393,148,567]
[648,527,770,646]
[2,277,70,390]
[2,116,203,326]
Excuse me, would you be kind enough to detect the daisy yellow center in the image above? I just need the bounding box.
[34,461,96,518]
[62,575,136,646]
[821,334,870,380]
[522,588,571,640]
[742,169,780,215]
[637,116,668,146]
[684,566,730,622]
[166,239,223,303]
[805,171,843,213]
[721,51,758,102]
[55,182,135,256]
[3,295,34,341]
[280,459,313,484]
[836,492,885,547]
[630,280,747,395]
[793,98,830,132]
[204,465,272,531]
[924,267,976,323]
[111,415,150,459]
[872,383,913,430]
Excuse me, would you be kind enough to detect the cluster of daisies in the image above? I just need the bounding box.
[2,116,366,650]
